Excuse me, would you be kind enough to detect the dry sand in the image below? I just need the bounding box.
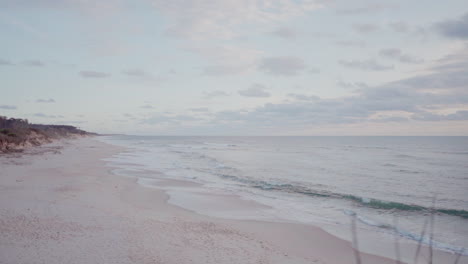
[0,137,465,264]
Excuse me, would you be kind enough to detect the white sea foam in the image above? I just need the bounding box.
[99,135,468,255]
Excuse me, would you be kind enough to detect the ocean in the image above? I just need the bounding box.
[98,135,468,255]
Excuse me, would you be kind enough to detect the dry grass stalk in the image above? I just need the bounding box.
[413,217,428,264]
[393,216,402,264]
[350,213,362,264]
[428,196,436,264]
[453,248,465,264]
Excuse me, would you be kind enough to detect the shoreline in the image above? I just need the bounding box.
[98,136,468,263]
[0,137,465,263]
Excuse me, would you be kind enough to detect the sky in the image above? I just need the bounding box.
[1,0,468,135]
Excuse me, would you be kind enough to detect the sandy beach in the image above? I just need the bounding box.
[0,137,465,264]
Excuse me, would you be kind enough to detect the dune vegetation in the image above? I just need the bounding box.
[0,116,93,152]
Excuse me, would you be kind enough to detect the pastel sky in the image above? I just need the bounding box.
[1,0,468,135]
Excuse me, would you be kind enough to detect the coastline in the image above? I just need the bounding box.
[0,137,465,263]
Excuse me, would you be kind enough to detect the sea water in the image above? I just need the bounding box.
[99,136,468,255]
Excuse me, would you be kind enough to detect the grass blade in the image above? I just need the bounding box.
[350,213,362,264]
[453,248,464,264]
[413,217,428,264]
[394,216,401,264]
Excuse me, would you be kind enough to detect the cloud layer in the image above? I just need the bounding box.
[209,48,468,127]
[150,0,322,40]
[259,56,306,76]
[79,71,111,78]
[0,105,17,110]
[2,0,467,135]
[36,98,55,103]
[339,59,393,71]
[435,12,468,39]
[238,83,270,98]
[379,48,423,64]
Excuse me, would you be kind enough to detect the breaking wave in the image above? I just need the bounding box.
[217,173,468,218]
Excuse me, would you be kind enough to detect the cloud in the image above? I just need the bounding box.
[22,60,44,67]
[339,59,393,71]
[114,119,129,123]
[36,98,55,103]
[238,83,271,98]
[336,4,397,15]
[270,27,297,39]
[123,113,134,118]
[379,48,423,64]
[79,71,110,78]
[187,44,262,76]
[140,104,154,109]
[398,54,424,64]
[379,48,401,58]
[157,1,316,76]
[0,0,120,10]
[287,93,320,101]
[431,48,468,74]
[0,1,131,56]
[308,67,320,74]
[2,1,320,75]
[190,107,210,112]
[389,21,409,33]
[337,81,368,89]
[141,113,200,125]
[353,24,379,33]
[122,69,149,77]
[411,110,468,121]
[0,12,49,40]
[435,12,468,39]
[371,114,413,123]
[0,105,17,110]
[149,0,322,40]
[33,113,64,118]
[209,47,468,128]
[335,40,366,48]
[203,90,229,99]
[202,65,248,76]
[148,1,321,74]
[0,59,14,66]
[259,56,306,76]
[212,86,465,127]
